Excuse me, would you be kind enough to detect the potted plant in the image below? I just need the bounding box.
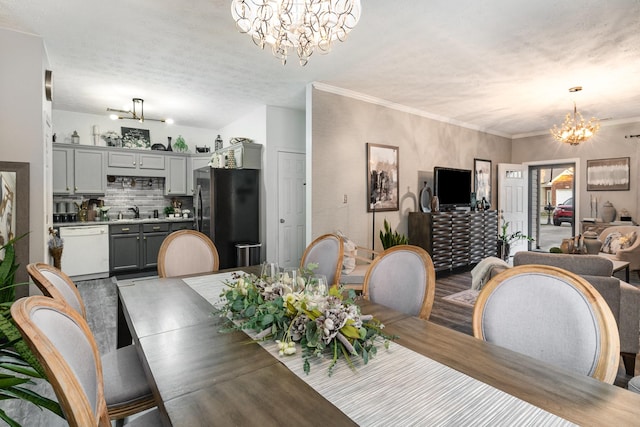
[0,237,64,426]
[173,135,188,152]
[498,216,534,260]
[379,219,408,250]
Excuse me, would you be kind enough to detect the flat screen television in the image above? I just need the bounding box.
[434,167,472,209]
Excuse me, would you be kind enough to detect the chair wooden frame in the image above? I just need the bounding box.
[26,262,157,420]
[12,296,112,427]
[157,229,220,278]
[362,245,436,320]
[300,233,344,287]
[472,265,620,383]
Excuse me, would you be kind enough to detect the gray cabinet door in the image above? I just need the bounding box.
[165,156,187,195]
[53,147,73,194]
[142,231,168,269]
[108,151,137,168]
[74,149,105,194]
[110,233,140,272]
[139,153,165,170]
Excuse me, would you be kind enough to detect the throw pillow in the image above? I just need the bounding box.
[601,231,637,254]
[336,231,357,274]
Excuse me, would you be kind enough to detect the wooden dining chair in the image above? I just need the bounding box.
[362,245,436,320]
[300,233,344,287]
[472,265,620,384]
[11,296,162,427]
[26,263,157,422]
[157,229,220,278]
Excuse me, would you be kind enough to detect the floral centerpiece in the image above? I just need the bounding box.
[218,268,395,375]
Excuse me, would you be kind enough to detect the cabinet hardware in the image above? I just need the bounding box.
[153,226,160,230]
[122,227,130,231]
[133,161,136,166]
[74,186,78,191]
[143,236,146,240]
[137,236,139,240]
[66,187,69,191]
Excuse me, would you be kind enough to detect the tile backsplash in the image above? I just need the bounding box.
[53,176,193,220]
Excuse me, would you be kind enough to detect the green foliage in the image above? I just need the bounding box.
[550,246,563,253]
[173,135,188,152]
[0,237,64,425]
[379,219,408,250]
[217,272,396,376]
[499,217,534,245]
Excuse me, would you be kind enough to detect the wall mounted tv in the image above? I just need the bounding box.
[434,167,472,209]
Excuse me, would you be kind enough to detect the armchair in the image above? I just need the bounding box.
[598,226,640,279]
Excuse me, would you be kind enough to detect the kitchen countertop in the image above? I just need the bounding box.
[55,217,194,227]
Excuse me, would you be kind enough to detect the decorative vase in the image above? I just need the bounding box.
[227,149,236,168]
[49,247,63,269]
[583,231,602,255]
[419,181,431,212]
[497,241,510,261]
[167,136,173,152]
[215,134,223,151]
[601,201,616,223]
[431,195,439,212]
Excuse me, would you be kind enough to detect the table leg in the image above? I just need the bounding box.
[117,293,132,348]
[626,265,630,283]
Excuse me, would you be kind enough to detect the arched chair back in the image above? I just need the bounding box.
[362,245,436,320]
[157,230,220,278]
[300,234,344,287]
[27,263,86,318]
[26,263,157,421]
[12,296,112,427]
[472,265,620,383]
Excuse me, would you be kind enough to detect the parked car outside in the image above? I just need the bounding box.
[553,197,573,226]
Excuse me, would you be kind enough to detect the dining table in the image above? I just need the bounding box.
[116,267,640,426]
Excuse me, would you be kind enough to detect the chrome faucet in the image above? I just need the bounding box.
[129,205,140,219]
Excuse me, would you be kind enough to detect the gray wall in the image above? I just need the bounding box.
[310,88,512,252]
[512,121,640,223]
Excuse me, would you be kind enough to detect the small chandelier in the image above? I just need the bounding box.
[107,98,173,124]
[550,87,600,146]
[231,0,362,66]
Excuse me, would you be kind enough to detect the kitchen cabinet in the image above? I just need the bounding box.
[142,223,170,269]
[52,146,105,195]
[53,147,73,194]
[110,224,141,273]
[187,154,212,195]
[109,221,191,274]
[74,149,105,194]
[165,156,187,195]
[107,150,165,177]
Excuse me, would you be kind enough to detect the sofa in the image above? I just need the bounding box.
[598,226,640,280]
[513,251,640,376]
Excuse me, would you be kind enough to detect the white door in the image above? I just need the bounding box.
[278,151,306,267]
[497,163,529,256]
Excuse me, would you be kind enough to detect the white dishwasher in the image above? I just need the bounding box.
[58,225,110,280]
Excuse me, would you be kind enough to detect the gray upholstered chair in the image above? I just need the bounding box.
[598,226,640,278]
[11,296,162,427]
[629,376,640,393]
[157,229,219,278]
[300,234,344,287]
[362,245,436,320]
[513,251,640,376]
[473,265,620,383]
[26,263,156,422]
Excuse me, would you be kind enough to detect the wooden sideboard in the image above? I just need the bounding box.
[408,210,498,271]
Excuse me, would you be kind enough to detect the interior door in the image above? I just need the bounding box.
[278,151,306,268]
[497,163,529,257]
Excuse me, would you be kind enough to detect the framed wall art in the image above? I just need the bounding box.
[0,161,29,299]
[367,143,399,212]
[586,157,630,191]
[474,158,492,203]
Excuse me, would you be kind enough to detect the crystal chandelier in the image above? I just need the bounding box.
[231,0,362,66]
[550,87,600,146]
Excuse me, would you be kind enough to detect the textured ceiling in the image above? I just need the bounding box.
[1,0,640,137]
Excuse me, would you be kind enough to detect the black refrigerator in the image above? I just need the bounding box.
[194,167,260,269]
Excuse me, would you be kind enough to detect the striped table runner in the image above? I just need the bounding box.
[184,273,574,426]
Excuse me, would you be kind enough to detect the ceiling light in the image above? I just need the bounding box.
[550,87,600,146]
[106,98,170,123]
[230,0,361,66]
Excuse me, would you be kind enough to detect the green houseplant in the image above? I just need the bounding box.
[173,135,188,152]
[0,237,64,426]
[379,219,409,250]
[498,217,534,260]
